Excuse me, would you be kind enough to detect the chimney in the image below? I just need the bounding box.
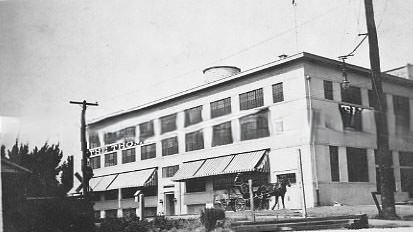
[384,64,413,80]
[202,66,241,83]
[278,54,288,59]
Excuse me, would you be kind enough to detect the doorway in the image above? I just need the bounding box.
[164,193,175,216]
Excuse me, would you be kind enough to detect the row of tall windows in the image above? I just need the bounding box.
[95,83,284,147]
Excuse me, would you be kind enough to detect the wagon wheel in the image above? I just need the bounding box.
[234,197,246,211]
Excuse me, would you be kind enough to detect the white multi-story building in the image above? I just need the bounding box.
[72,52,413,219]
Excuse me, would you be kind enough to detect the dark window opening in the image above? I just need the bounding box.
[240,110,269,140]
[122,187,139,199]
[104,152,117,167]
[140,121,154,141]
[212,121,233,147]
[141,143,156,160]
[105,209,117,218]
[90,156,101,169]
[272,83,284,103]
[329,146,339,182]
[142,186,158,196]
[323,80,334,100]
[341,86,362,105]
[185,130,204,152]
[162,165,179,178]
[276,173,296,184]
[184,106,203,127]
[211,97,231,118]
[393,95,410,134]
[162,137,179,156]
[239,88,264,110]
[122,208,136,218]
[346,147,369,182]
[89,134,101,148]
[104,190,118,200]
[122,148,136,164]
[160,113,177,134]
[186,179,206,193]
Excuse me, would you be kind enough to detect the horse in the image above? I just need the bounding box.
[257,178,291,210]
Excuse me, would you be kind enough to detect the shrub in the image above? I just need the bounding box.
[200,208,226,232]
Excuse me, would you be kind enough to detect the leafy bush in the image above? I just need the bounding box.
[200,208,226,231]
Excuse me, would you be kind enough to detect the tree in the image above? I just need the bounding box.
[59,155,74,195]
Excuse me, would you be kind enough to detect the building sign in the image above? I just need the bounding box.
[338,104,363,130]
[89,140,143,156]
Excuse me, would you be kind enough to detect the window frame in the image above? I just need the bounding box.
[341,85,362,105]
[329,146,339,182]
[160,113,177,134]
[272,82,284,103]
[161,136,179,156]
[141,143,156,160]
[185,130,204,152]
[210,97,232,118]
[184,105,203,127]
[239,88,264,110]
[139,121,154,141]
[346,147,369,182]
[239,110,270,141]
[323,80,334,100]
[90,156,101,169]
[162,165,179,178]
[212,121,233,147]
[122,148,136,164]
[104,152,117,167]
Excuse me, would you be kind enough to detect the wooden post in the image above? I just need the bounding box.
[248,179,255,222]
[298,149,307,218]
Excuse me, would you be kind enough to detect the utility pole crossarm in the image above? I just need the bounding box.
[70,101,99,106]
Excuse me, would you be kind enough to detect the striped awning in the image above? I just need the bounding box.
[91,174,118,192]
[172,150,268,181]
[107,168,157,190]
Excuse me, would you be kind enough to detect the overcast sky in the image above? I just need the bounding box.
[0,0,412,157]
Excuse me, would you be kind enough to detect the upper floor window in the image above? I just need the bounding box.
[185,130,204,152]
[104,132,117,145]
[104,152,117,167]
[240,110,269,140]
[393,95,410,134]
[160,113,177,134]
[239,88,264,110]
[122,148,136,164]
[141,143,156,160]
[339,104,362,131]
[341,86,362,105]
[272,83,284,103]
[162,165,179,178]
[90,156,101,169]
[211,97,231,118]
[88,134,100,148]
[117,127,136,142]
[346,147,368,182]
[139,121,154,141]
[185,106,203,127]
[162,137,179,156]
[323,80,334,100]
[212,121,233,147]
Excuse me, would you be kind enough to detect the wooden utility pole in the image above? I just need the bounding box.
[70,100,98,199]
[364,0,398,219]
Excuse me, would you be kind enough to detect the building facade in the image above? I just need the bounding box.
[72,53,413,219]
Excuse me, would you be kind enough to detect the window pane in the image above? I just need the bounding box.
[122,148,136,164]
[162,165,179,178]
[329,146,339,181]
[211,97,231,118]
[272,83,284,103]
[393,95,410,134]
[104,152,117,167]
[141,143,156,160]
[184,106,203,127]
[89,134,101,148]
[90,156,101,169]
[399,152,413,167]
[104,132,117,145]
[239,88,264,110]
[323,80,333,100]
[346,147,368,182]
[162,137,179,156]
[240,110,269,140]
[185,130,204,152]
[139,121,154,141]
[186,179,206,193]
[212,121,233,146]
[160,113,177,134]
[341,86,362,105]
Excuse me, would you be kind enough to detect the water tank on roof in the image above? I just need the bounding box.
[202,66,241,83]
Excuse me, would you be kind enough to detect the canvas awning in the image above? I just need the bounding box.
[91,174,118,192]
[107,168,157,190]
[172,150,268,181]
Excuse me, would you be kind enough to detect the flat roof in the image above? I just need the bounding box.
[88,52,413,126]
